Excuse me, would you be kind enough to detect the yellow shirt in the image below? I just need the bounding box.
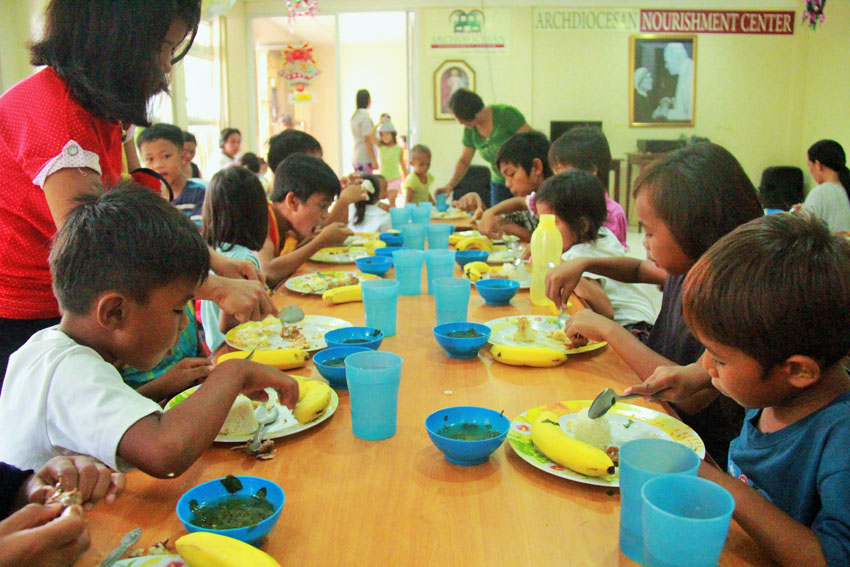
[403,171,434,204]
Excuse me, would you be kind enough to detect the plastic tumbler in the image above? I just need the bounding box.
[433,277,471,324]
[641,475,735,567]
[401,223,426,250]
[426,223,453,249]
[392,249,424,295]
[361,279,400,337]
[411,206,431,224]
[435,193,449,212]
[619,438,700,562]
[389,207,411,230]
[345,350,402,441]
[425,250,456,294]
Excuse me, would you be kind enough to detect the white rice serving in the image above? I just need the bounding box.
[220,394,259,436]
[566,408,612,449]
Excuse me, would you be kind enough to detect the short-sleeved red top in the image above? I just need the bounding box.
[0,67,123,319]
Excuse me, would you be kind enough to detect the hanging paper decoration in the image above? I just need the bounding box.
[278,43,320,93]
[802,0,827,30]
[286,0,319,24]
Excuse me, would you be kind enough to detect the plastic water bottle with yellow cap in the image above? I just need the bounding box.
[530,214,563,307]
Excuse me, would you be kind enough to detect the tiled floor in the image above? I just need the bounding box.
[624,226,664,317]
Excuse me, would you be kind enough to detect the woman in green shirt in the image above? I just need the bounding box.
[437,89,531,207]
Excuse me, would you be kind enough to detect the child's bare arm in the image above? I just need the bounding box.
[135,358,213,401]
[699,462,829,567]
[117,360,299,478]
[574,277,614,320]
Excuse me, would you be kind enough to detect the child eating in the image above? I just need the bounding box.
[0,184,299,477]
[682,214,850,567]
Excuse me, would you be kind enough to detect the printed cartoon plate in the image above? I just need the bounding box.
[166,384,338,443]
[310,246,370,263]
[508,400,705,487]
[284,271,377,295]
[485,315,604,354]
[225,315,352,352]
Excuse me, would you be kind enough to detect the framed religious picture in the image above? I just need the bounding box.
[434,60,475,121]
[629,35,696,127]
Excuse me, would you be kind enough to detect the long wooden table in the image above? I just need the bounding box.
[76,250,771,567]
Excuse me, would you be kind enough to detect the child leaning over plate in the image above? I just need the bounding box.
[0,184,299,478]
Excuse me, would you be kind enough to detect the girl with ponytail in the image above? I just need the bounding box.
[348,174,392,233]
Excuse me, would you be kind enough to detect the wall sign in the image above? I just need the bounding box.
[428,9,509,54]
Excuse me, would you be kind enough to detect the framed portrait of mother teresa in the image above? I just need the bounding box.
[629,35,697,127]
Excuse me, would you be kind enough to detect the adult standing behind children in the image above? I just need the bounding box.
[138,123,206,215]
[797,139,850,233]
[436,89,532,207]
[0,0,273,389]
[208,127,242,177]
[350,89,378,173]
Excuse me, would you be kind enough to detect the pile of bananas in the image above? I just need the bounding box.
[176,532,280,567]
[455,235,493,252]
[322,284,362,304]
[528,408,615,478]
[462,260,491,282]
[490,344,567,367]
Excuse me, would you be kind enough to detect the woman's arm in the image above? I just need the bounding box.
[42,168,103,228]
[123,138,141,172]
[436,145,476,195]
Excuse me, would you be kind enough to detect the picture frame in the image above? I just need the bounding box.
[434,60,475,121]
[629,35,696,127]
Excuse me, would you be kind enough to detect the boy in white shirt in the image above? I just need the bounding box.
[0,184,298,477]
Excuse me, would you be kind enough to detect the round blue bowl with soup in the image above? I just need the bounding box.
[474,278,520,305]
[425,406,510,466]
[454,250,489,270]
[176,475,284,544]
[379,232,404,247]
[324,326,384,350]
[432,322,491,359]
[312,346,371,388]
[355,255,392,277]
[374,246,404,258]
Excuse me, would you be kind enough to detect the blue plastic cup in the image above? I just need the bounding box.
[433,277,471,325]
[411,206,431,224]
[345,350,403,441]
[392,249,424,295]
[361,279,400,337]
[426,223,453,249]
[642,475,735,567]
[425,250,456,294]
[435,193,449,212]
[619,439,701,563]
[389,207,411,230]
[401,223,426,250]
[404,203,417,210]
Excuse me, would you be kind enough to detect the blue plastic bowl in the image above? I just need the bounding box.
[379,232,404,247]
[355,255,392,277]
[454,250,490,270]
[176,476,284,544]
[312,346,372,388]
[425,406,510,466]
[432,322,491,359]
[324,326,384,350]
[474,278,520,306]
[374,246,404,258]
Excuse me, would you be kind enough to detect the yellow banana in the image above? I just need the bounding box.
[490,344,567,367]
[217,349,308,370]
[530,410,615,477]
[176,532,281,567]
[456,236,493,252]
[293,380,332,423]
[322,284,362,304]
[463,261,490,281]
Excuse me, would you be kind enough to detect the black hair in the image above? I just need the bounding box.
[219,128,241,148]
[183,131,197,144]
[808,139,850,199]
[495,131,553,179]
[355,89,370,110]
[410,144,431,161]
[267,129,322,172]
[448,89,484,122]
[31,0,200,127]
[238,152,261,174]
[352,174,383,226]
[202,167,268,252]
[50,182,209,315]
[378,130,398,146]
[271,153,340,204]
[548,127,612,186]
[137,123,185,152]
[536,170,608,245]
[634,142,764,262]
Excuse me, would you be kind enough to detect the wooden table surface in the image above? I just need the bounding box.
[76,244,771,567]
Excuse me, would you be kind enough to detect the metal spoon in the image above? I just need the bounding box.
[546,262,569,326]
[279,305,305,325]
[248,404,279,452]
[587,388,641,419]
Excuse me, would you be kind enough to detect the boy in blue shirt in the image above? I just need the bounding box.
[0,184,298,478]
[680,213,850,566]
[138,123,206,216]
